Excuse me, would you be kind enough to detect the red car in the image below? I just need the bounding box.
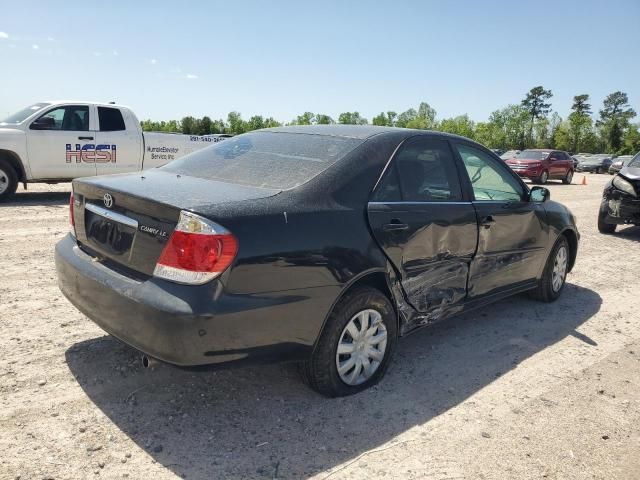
[506,149,574,184]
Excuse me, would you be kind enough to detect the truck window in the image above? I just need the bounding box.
[31,106,89,131]
[98,107,126,131]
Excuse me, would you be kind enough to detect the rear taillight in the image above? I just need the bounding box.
[69,191,76,236]
[153,211,238,285]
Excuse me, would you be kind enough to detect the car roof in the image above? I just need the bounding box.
[260,124,474,142]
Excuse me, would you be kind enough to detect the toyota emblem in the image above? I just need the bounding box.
[103,193,113,208]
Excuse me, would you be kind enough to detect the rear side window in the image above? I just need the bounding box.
[395,137,462,202]
[162,131,362,189]
[98,107,126,131]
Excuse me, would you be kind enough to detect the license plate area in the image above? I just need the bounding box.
[85,203,138,260]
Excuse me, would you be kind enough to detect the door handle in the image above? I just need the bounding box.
[78,136,94,140]
[480,215,495,228]
[383,219,409,232]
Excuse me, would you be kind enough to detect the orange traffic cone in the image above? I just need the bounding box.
[581,176,587,186]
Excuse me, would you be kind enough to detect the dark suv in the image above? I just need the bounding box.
[506,149,574,184]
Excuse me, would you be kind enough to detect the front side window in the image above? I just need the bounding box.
[456,144,524,201]
[394,137,462,202]
[98,107,126,131]
[31,106,89,131]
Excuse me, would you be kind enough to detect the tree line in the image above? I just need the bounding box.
[140,88,639,155]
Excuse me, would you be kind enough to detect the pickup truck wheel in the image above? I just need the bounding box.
[562,170,573,185]
[529,236,569,303]
[301,287,397,397]
[0,160,19,201]
[597,207,616,234]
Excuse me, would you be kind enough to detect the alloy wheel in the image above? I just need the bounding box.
[551,245,568,292]
[335,309,388,386]
[540,171,548,184]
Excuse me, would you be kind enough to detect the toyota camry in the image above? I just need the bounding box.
[55,125,579,397]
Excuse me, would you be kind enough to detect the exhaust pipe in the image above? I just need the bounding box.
[141,354,158,369]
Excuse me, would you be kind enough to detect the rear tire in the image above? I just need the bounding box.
[0,159,19,201]
[598,207,616,234]
[301,287,397,397]
[562,170,573,185]
[529,236,569,303]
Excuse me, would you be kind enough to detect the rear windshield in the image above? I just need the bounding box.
[516,150,549,160]
[161,131,362,189]
[1,103,51,125]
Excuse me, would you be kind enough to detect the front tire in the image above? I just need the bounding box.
[301,287,397,397]
[598,208,616,234]
[0,160,19,201]
[535,170,549,185]
[530,236,569,303]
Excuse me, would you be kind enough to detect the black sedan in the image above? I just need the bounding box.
[55,126,579,397]
[576,155,613,173]
[598,153,640,233]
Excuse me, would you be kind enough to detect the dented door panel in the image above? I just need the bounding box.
[368,202,478,325]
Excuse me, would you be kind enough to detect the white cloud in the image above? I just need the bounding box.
[150,58,157,64]
[185,74,198,79]
[32,44,39,50]
[0,31,8,39]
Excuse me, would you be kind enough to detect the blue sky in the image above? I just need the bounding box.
[1,0,639,123]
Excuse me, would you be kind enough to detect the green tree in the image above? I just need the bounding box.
[572,94,592,115]
[199,116,212,135]
[621,124,640,155]
[372,112,389,126]
[521,86,553,146]
[566,94,592,153]
[598,91,637,152]
[294,112,315,125]
[181,116,196,134]
[395,108,417,128]
[437,115,475,138]
[246,115,266,131]
[338,111,367,125]
[227,111,247,134]
[315,114,334,124]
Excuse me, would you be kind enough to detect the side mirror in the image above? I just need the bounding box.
[530,186,550,203]
[30,117,55,130]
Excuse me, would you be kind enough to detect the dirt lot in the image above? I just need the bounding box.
[1,174,639,480]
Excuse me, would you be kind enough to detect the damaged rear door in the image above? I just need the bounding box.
[368,135,478,325]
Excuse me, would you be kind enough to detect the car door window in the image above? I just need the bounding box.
[394,137,462,202]
[33,106,89,131]
[456,144,524,201]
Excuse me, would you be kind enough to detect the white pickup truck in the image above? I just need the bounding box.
[0,101,229,200]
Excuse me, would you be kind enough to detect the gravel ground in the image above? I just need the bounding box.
[0,173,638,480]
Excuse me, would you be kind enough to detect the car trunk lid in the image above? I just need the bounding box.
[71,170,279,276]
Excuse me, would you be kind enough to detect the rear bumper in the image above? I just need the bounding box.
[55,234,331,366]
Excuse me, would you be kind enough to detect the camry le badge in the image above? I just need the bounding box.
[103,193,113,208]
